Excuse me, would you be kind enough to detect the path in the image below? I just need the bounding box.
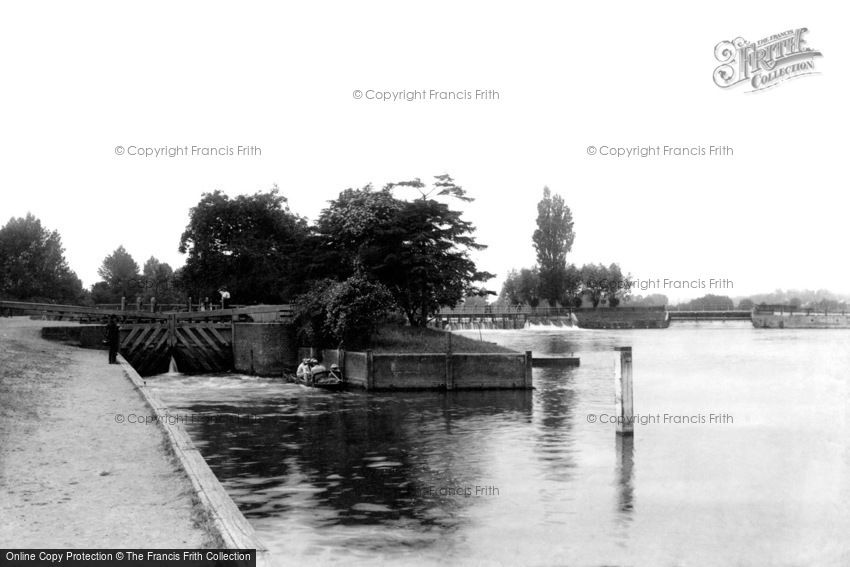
[0,317,213,547]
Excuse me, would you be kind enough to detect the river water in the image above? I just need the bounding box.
[148,322,850,566]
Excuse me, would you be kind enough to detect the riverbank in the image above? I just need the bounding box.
[370,324,514,353]
[0,317,214,547]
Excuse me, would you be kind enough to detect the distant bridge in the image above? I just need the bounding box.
[436,306,753,326]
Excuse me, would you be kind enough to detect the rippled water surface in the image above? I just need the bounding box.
[148,322,850,566]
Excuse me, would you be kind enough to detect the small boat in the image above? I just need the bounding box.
[308,364,344,390]
[287,361,344,390]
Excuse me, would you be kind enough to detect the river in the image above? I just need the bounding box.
[148,322,850,566]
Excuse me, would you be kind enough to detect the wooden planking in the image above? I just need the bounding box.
[117,321,232,375]
[175,327,212,373]
[174,323,232,373]
[119,324,170,375]
[174,304,293,321]
[120,326,144,350]
[194,325,226,357]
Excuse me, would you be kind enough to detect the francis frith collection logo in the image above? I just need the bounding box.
[713,28,822,92]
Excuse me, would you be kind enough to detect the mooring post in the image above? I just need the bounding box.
[365,349,374,391]
[614,346,634,435]
[524,350,533,389]
[445,331,454,390]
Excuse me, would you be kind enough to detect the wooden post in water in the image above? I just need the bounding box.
[445,330,454,390]
[365,349,374,391]
[614,346,634,435]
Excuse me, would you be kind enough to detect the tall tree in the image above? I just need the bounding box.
[0,213,83,302]
[141,256,180,303]
[314,185,401,278]
[94,245,140,302]
[178,187,311,304]
[316,176,493,326]
[532,187,575,305]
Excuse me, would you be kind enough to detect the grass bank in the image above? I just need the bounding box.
[368,324,515,353]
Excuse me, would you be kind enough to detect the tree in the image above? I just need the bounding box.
[738,298,755,310]
[560,263,582,306]
[0,213,83,302]
[680,294,734,311]
[293,275,393,348]
[316,176,493,326]
[178,187,311,304]
[460,294,490,310]
[627,293,669,307]
[499,269,522,306]
[516,268,541,307]
[579,263,628,307]
[532,187,575,305]
[499,267,543,307]
[140,256,181,303]
[579,264,605,307]
[93,245,140,302]
[323,275,394,348]
[314,185,400,278]
[293,279,337,347]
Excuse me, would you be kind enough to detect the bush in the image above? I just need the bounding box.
[293,279,337,347]
[294,275,394,349]
[323,274,394,348]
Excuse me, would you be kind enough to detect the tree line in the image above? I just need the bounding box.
[0,175,492,346]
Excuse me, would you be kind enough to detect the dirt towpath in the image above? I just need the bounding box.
[0,317,213,547]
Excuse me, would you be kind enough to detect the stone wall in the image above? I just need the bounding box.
[41,325,108,349]
[233,323,297,376]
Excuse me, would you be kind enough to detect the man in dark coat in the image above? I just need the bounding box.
[105,315,121,364]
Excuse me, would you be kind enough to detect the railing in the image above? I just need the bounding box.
[668,305,737,312]
[94,303,247,313]
[1,300,293,322]
[0,300,169,320]
[753,304,849,316]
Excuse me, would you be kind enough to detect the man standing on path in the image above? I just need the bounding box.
[105,315,120,364]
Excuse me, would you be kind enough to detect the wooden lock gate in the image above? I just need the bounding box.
[120,315,233,375]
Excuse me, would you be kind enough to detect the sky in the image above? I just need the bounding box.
[1,1,847,302]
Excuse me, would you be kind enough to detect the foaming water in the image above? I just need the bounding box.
[149,322,850,566]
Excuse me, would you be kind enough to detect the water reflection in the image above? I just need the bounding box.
[148,324,850,566]
[163,384,535,556]
[615,434,635,514]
